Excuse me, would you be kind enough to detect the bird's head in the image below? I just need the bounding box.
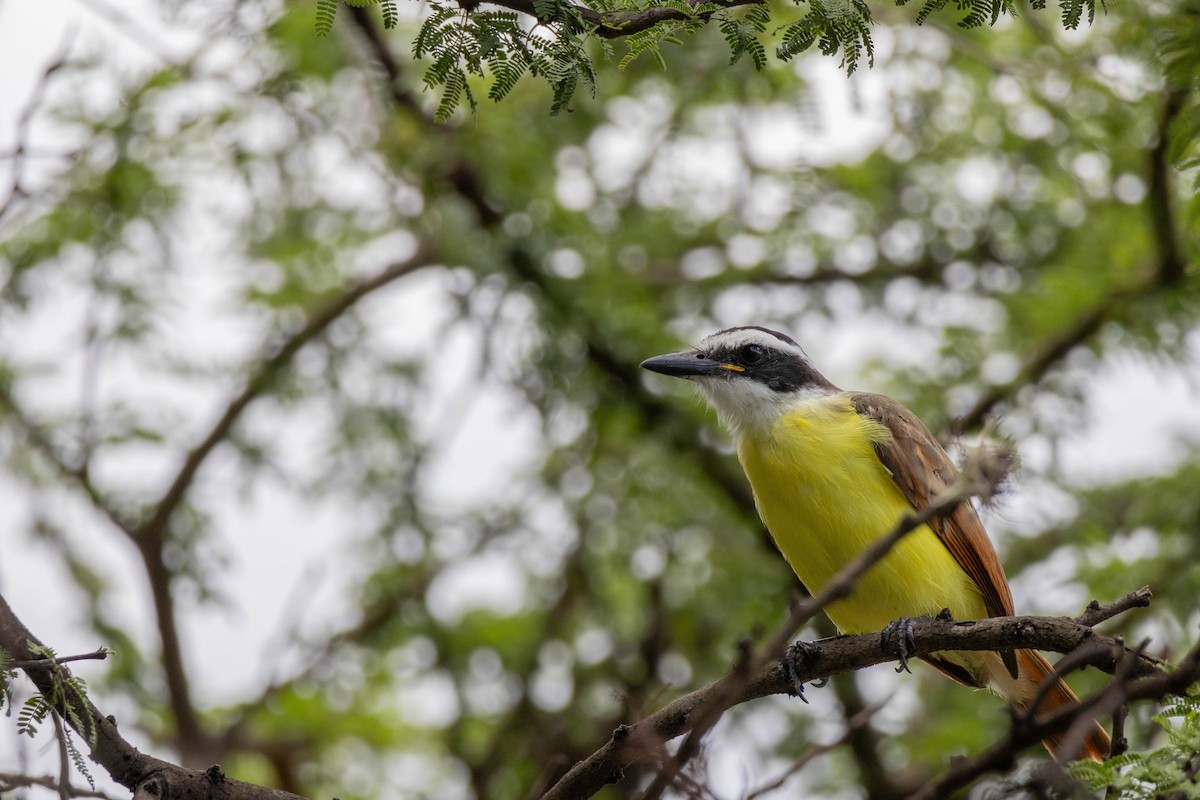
[640,326,839,436]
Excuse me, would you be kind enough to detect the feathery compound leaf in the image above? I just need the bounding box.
[539,33,593,114]
[425,48,460,88]
[777,19,820,61]
[549,72,577,115]
[381,0,399,28]
[462,75,478,115]
[901,0,1030,25]
[435,67,466,122]
[27,643,57,660]
[913,0,949,26]
[18,695,52,737]
[488,49,532,101]
[534,0,565,22]
[720,5,770,69]
[992,0,1017,23]
[414,5,457,59]
[659,0,701,17]
[578,57,597,97]
[1071,690,1200,796]
[958,0,987,28]
[63,676,97,748]
[777,0,873,73]
[65,730,96,791]
[315,0,338,36]
[618,26,676,70]
[1061,0,1087,29]
[416,0,596,117]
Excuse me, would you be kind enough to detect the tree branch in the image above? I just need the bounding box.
[11,647,110,669]
[909,634,1200,799]
[0,380,137,536]
[952,287,1124,434]
[126,246,436,755]
[744,694,887,800]
[0,244,437,761]
[540,588,1154,800]
[0,593,307,800]
[348,5,431,118]
[135,247,436,550]
[0,772,120,800]
[954,83,1194,434]
[1147,87,1188,287]
[1074,586,1154,627]
[0,31,74,223]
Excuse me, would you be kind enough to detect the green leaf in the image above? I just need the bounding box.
[381,0,399,27]
[315,0,338,36]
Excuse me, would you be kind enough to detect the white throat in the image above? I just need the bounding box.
[696,378,834,440]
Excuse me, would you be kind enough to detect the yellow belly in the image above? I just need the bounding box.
[737,396,987,634]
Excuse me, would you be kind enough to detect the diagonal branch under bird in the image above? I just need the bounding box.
[539,588,1159,800]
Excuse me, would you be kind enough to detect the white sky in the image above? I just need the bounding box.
[2,1,1199,798]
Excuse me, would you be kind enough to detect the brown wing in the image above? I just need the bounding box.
[849,392,1018,677]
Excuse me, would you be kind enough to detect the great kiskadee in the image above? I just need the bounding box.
[641,325,1109,762]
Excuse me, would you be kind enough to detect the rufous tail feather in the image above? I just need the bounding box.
[1012,649,1110,763]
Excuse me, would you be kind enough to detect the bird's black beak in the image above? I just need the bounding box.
[640,350,731,378]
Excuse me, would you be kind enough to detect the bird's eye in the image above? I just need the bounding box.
[741,344,765,364]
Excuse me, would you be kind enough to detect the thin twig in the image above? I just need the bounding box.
[1109,701,1129,759]
[953,82,1194,434]
[908,637,1200,799]
[0,29,75,223]
[745,701,885,800]
[51,710,71,800]
[0,382,136,536]
[1057,639,1149,764]
[135,247,436,549]
[953,289,1125,434]
[0,772,120,800]
[12,648,110,669]
[71,0,189,64]
[1074,587,1153,628]
[1018,637,1116,733]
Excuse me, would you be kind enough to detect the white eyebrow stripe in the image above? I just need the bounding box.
[699,327,808,360]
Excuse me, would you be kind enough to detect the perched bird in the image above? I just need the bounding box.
[641,325,1109,762]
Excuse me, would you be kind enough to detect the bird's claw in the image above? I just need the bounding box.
[880,616,918,673]
[783,640,821,701]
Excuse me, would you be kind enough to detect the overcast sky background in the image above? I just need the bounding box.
[3,1,1200,796]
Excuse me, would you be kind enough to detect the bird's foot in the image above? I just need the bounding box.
[777,638,835,700]
[880,616,923,674]
[783,640,831,702]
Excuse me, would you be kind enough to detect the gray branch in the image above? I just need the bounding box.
[540,588,1158,800]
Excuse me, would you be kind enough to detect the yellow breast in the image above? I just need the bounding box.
[736,395,986,634]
